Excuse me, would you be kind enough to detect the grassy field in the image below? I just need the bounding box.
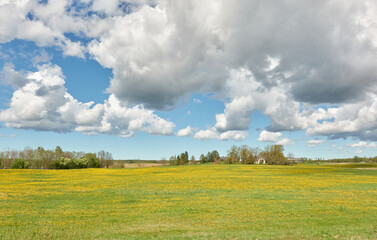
[0,164,376,239]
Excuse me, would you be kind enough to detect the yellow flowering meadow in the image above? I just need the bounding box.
[0,164,376,239]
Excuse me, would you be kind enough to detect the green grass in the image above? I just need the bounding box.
[331,163,377,168]
[0,164,376,239]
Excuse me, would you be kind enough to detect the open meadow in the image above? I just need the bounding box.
[0,164,376,239]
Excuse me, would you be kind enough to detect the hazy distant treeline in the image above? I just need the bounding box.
[324,156,377,163]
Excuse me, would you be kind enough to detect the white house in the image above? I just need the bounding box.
[256,157,266,164]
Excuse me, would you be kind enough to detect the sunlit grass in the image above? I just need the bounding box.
[0,164,376,239]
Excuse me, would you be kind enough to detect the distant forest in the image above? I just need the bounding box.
[0,146,113,169]
[309,156,377,163]
[0,145,376,169]
[169,145,377,166]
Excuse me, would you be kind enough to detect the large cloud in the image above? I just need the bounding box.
[86,0,377,141]
[88,1,227,110]
[0,0,150,57]
[1,0,377,142]
[305,92,377,140]
[87,0,377,106]
[0,63,175,136]
[0,0,85,57]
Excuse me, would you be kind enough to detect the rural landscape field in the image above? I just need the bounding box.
[1,164,376,239]
[2,1,377,239]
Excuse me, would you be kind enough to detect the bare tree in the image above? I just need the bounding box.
[97,150,106,167]
[190,156,196,165]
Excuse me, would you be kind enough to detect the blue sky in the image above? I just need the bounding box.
[1,0,377,160]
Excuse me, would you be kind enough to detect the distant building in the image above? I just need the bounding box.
[256,157,266,164]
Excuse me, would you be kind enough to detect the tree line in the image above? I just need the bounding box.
[4,144,375,169]
[303,156,377,163]
[169,144,291,166]
[0,146,113,169]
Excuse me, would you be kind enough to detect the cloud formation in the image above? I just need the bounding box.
[306,140,325,148]
[193,128,247,141]
[346,141,377,148]
[0,64,175,136]
[276,138,294,146]
[1,0,377,142]
[177,126,194,137]
[93,1,376,105]
[257,130,293,146]
[258,131,282,142]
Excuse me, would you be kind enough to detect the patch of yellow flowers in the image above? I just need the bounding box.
[0,164,376,238]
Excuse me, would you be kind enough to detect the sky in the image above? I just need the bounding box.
[1,0,377,160]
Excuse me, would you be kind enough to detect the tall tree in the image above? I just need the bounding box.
[97,150,106,167]
[180,152,188,165]
[190,156,196,164]
[55,146,63,160]
[240,145,255,164]
[209,150,220,162]
[226,145,240,164]
[200,154,207,163]
[169,155,178,166]
[264,145,287,165]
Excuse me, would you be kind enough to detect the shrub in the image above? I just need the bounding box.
[85,153,100,168]
[51,157,72,169]
[11,159,30,169]
[88,157,100,168]
[72,158,88,168]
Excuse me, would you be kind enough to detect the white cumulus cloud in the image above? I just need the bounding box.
[258,130,293,146]
[177,126,194,137]
[258,131,282,142]
[0,63,175,136]
[306,140,325,147]
[276,138,294,146]
[218,131,248,141]
[1,0,377,143]
[194,128,218,140]
[346,141,377,148]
